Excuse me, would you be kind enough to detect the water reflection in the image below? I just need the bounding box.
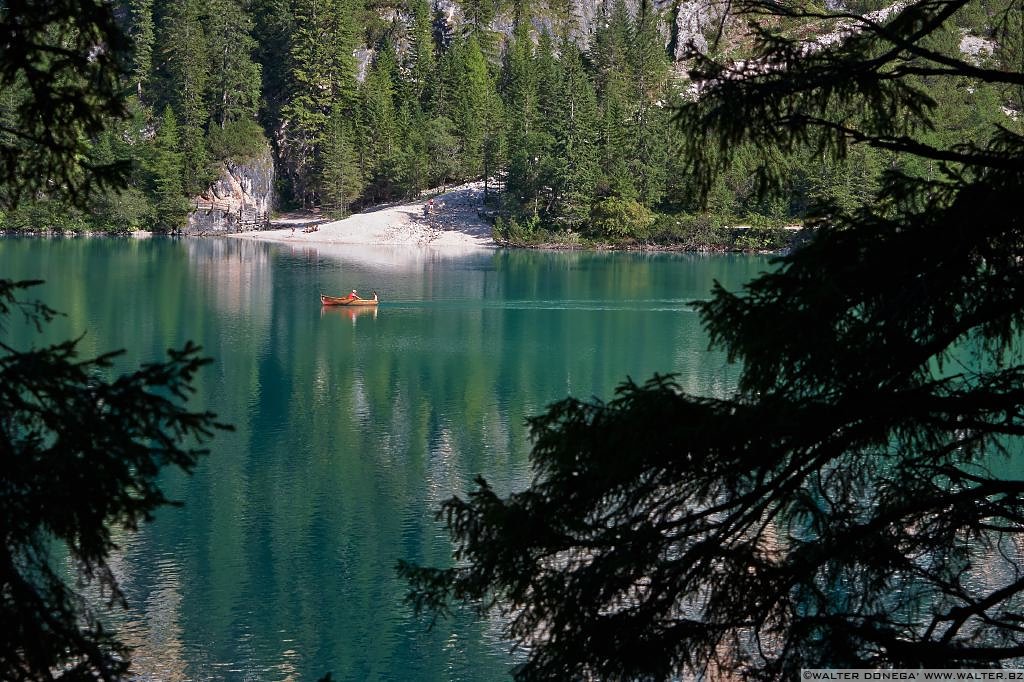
[320,304,379,325]
[186,238,273,318]
[0,238,762,681]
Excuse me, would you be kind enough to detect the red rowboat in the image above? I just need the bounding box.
[320,293,380,306]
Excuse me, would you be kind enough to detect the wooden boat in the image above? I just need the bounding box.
[320,293,380,306]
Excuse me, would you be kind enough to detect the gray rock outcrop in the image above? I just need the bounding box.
[187,145,275,235]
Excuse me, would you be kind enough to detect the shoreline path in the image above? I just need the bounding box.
[230,181,496,250]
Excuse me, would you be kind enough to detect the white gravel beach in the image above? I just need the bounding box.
[228,181,497,250]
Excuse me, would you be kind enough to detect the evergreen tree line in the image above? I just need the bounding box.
[0,0,1017,242]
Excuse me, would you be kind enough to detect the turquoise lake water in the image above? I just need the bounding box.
[0,238,772,681]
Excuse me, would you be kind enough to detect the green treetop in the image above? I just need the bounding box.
[321,103,365,216]
[159,0,211,194]
[360,46,403,201]
[205,0,263,128]
[406,0,437,104]
[283,0,361,206]
[549,42,600,227]
[128,0,156,98]
[150,105,190,231]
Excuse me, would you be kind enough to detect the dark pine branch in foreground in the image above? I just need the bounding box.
[400,0,1024,678]
[0,279,230,680]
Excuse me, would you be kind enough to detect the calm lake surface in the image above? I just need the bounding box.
[1,238,771,681]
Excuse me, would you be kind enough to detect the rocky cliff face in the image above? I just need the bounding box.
[355,0,721,82]
[451,0,721,58]
[187,145,275,235]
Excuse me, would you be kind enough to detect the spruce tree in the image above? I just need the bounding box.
[481,85,507,200]
[596,75,637,200]
[360,47,402,201]
[430,35,459,121]
[160,0,210,194]
[128,0,155,98]
[551,42,599,227]
[628,0,670,207]
[321,104,364,216]
[461,0,498,43]
[453,35,494,179]
[591,0,637,200]
[502,17,540,210]
[329,0,361,113]
[406,0,437,105]
[503,16,537,145]
[427,116,460,190]
[150,106,190,232]
[250,0,294,128]
[528,30,563,217]
[398,101,432,195]
[204,0,262,128]
[534,30,561,130]
[283,0,360,205]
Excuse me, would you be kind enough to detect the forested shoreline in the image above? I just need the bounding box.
[0,0,1018,246]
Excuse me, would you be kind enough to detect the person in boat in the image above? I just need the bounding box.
[371,290,378,301]
[347,289,359,301]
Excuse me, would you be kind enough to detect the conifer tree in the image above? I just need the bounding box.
[591,0,637,200]
[452,34,494,179]
[591,0,632,86]
[128,0,155,98]
[481,85,507,200]
[596,76,637,200]
[160,0,210,194]
[503,16,537,144]
[321,104,364,216]
[628,0,670,207]
[551,42,599,226]
[151,106,190,231]
[0,0,129,206]
[329,0,361,113]
[398,101,432,195]
[503,17,540,209]
[535,30,561,129]
[250,0,294,127]
[427,116,460,190]
[461,0,498,43]
[283,0,361,205]
[527,30,562,216]
[204,0,262,128]
[406,0,436,104]
[430,32,461,121]
[360,47,403,200]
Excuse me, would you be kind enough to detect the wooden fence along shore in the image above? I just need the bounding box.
[195,198,270,231]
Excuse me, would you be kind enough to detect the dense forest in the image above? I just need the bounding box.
[0,0,1019,245]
